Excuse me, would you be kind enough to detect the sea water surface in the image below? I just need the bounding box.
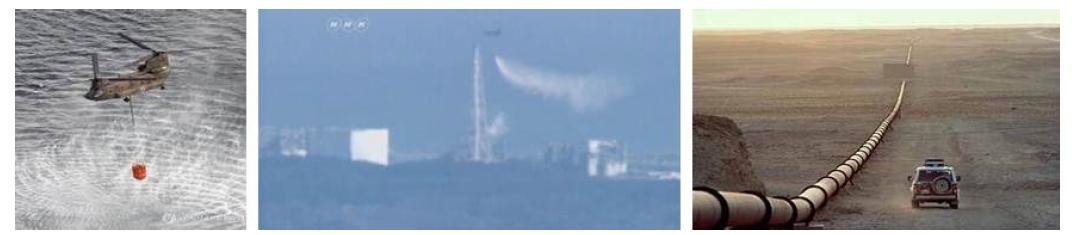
[14,9,246,229]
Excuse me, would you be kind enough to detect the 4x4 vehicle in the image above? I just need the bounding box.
[907,159,960,209]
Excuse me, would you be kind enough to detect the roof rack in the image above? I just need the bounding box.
[923,159,946,167]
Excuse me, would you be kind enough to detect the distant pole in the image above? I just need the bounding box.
[472,45,484,162]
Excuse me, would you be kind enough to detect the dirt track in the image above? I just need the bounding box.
[694,28,1059,229]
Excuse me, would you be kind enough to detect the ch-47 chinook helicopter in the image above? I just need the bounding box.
[83,33,215,181]
[83,33,177,126]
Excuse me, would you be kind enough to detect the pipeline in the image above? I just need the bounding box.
[693,81,907,229]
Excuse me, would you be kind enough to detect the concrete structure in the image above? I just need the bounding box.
[351,129,389,166]
[279,129,308,158]
[544,142,584,169]
[588,139,628,177]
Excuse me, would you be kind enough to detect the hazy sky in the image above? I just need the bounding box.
[260,10,679,157]
[695,9,1059,30]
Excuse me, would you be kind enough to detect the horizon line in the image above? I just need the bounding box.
[695,22,1059,32]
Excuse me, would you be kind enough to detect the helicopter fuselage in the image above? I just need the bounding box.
[84,52,170,101]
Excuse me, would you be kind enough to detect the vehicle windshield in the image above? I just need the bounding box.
[917,169,952,182]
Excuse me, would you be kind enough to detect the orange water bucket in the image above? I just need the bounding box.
[132,163,147,181]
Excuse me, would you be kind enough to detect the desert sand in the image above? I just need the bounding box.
[694,28,1058,229]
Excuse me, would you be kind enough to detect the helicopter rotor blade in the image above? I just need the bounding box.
[162,46,226,54]
[118,33,159,53]
[123,53,156,68]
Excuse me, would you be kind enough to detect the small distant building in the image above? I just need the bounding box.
[279,129,308,158]
[587,139,628,178]
[350,129,389,166]
[544,142,584,169]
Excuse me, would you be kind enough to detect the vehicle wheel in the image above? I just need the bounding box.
[932,177,952,194]
[950,201,959,209]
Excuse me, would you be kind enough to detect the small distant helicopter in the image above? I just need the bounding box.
[483,27,501,37]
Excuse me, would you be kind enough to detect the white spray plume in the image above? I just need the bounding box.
[486,112,508,138]
[494,55,629,112]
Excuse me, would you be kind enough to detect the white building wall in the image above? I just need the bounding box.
[351,129,389,166]
[588,139,627,178]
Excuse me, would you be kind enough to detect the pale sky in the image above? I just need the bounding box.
[695,9,1059,30]
[261,10,679,158]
